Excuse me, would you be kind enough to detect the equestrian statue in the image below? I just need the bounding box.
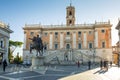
[29,35,44,56]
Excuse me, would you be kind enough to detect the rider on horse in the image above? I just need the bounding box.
[29,35,43,56]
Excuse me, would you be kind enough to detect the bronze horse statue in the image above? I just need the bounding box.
[29,35,43,56]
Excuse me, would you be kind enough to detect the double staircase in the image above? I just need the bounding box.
[32,49,102,65]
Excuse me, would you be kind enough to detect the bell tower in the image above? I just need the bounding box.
[66,2,75,26]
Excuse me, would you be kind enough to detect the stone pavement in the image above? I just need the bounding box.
[0,64,120,80]
[0,64,95,80]
[59,66,120,80]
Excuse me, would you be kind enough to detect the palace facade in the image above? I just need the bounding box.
[0,21,13,64]
[23,4,112,64]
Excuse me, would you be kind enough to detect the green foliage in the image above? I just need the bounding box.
[14,55,23,64]
[8,40,23,63]
[9,40,23,47]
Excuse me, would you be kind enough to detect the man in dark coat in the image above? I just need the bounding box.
[88,60,91,70]
[3,59,7,72]
[100,60,103,70]
[77,61,80,68]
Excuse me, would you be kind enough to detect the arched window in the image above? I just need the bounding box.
[69,11,72,15]
[69,20,72,25]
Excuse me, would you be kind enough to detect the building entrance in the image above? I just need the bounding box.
[113,53,119,65]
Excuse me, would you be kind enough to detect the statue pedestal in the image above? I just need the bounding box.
[31,56,45,70]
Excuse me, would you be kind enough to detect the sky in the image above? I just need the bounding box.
[0,0,119,56]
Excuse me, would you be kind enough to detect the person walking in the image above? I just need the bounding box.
[88,60,91,70]
[103,60,106,70]
[100,60,103,70]
[77,61,80,68]
[3,59,7,72]
[110,61,112,67]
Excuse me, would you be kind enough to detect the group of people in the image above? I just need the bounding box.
[76,60,113,71]
[100,60,112,71]
[76,60,91,70]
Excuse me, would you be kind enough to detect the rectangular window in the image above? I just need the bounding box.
[102,42,105,48]
[55,44,58,49]
[78,31,81,37]
[55,32,58,38]
[30,32,34,36]
[89,31,92,35]
[55,32,58,36]
[44,32,48,36]
[89,43,92,49]
[78,43,82,49]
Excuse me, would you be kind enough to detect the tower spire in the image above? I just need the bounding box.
[66,0,75,26]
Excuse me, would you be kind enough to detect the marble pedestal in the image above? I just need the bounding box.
[31,56,45,70]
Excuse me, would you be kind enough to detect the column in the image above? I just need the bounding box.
[73,33,76,49]
[23,31,26,49]
[3,37,9,64]
[83,32,87,48]
[60,33,64,49]
[95,31,98,48]
[49,34,53,49]
[109,29,111,48]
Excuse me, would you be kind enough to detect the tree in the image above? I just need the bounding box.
[13,52,23,64]
[8,40,23,63]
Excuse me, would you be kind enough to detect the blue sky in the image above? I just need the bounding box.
[0,0,119,56]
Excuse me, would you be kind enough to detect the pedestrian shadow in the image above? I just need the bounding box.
[94,69,108,74]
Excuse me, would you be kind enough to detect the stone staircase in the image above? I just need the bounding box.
[73,50,102,62]
[31,49,102,65]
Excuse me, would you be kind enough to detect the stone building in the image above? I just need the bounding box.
[0,21,13,64]
[23,4,112,64]
[112,42,119,65]
[115,20,120,65]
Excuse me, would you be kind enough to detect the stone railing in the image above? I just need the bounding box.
[44,51,62,63]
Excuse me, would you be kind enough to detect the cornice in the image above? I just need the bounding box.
[23,23,112,31]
